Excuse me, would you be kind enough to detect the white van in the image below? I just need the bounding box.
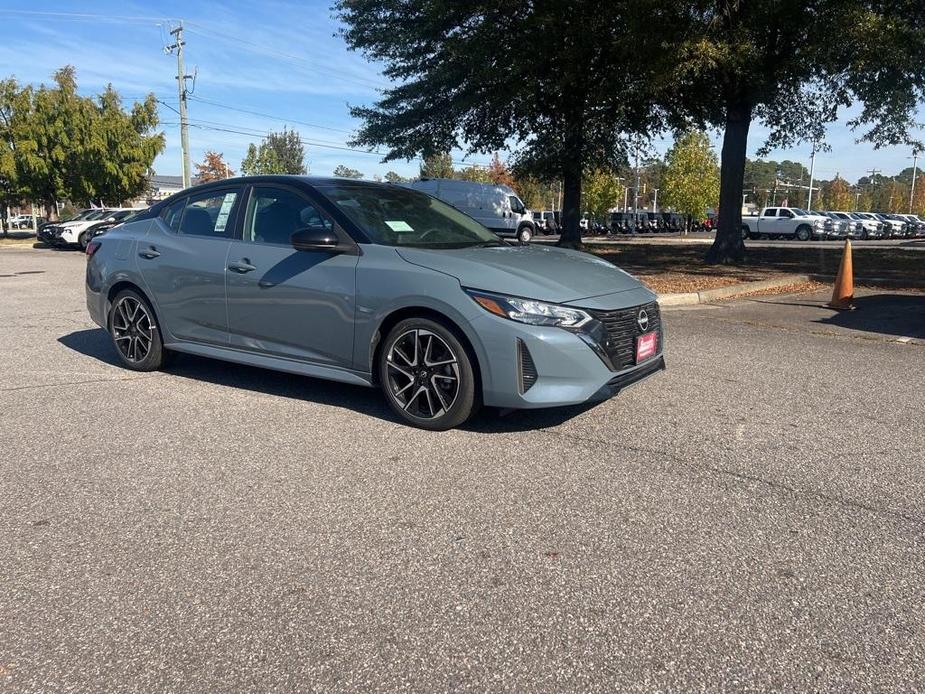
[403,178,535,242]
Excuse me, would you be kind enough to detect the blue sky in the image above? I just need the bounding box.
[0,2,921,184]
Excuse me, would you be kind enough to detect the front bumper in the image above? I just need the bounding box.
[468,287,665,409]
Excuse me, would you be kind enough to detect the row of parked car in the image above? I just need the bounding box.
[35,208,138,249]
[531,210,706,236]
[742,206,925,241]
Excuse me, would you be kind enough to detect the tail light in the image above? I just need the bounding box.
[86,240,101,257]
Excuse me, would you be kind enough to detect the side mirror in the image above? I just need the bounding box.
[291,226,341,252]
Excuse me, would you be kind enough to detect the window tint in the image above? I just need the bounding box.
[162,190,239,237]
[763,208,777,217]
[245,186,333,245]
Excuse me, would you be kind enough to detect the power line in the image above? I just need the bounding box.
[188,96,354,135]
[0,9,174,23]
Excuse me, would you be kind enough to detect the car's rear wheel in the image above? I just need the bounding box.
[108,289,167,372]
[379,318,478,430]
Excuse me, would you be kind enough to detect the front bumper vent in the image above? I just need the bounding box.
[517,339,538,393]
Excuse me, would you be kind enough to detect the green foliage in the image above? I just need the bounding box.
[662,131,719,222]
[670,0,925,262]
[333,164,363,178]
[512,177,559,211]
[384,170,409,183]
[419,153,454,179]
[241,128,306,175]
[0,67,164,215]
[455,164,491,183]
[336,0,670,247]
[582,169,623,220]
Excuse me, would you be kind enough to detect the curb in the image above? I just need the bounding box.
[658,274,811,306]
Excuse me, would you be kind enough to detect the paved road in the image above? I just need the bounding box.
[534,232,925,251]
[2,248,923,692]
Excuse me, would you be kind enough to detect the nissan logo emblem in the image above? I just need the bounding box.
[637,309,649,332]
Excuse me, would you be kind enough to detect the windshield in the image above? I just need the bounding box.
[317,183,503,248]
[792,208,809,216]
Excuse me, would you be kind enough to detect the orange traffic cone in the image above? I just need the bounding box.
[828,238,855,310]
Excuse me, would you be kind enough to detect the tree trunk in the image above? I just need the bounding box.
[557,163,583,249]
[706,99,752,264]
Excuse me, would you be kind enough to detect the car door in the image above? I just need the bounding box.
[776,208,795,235]
[225,184,360,368]
[136,186,242,346]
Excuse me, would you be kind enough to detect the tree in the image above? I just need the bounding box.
[384,170,409,183]
[820,176,853,211]
[195,151,233,182]
[513,176,559,212]
[241,128,306,175]
[487,152,514,187]
[333,164,363,178]
[456,165,491,183]
[662,130,720,229]
[337,1,670,249]
[672,0,925,263]
[419,153,454,179]
[582,169,623,221]
[1,67,163,216]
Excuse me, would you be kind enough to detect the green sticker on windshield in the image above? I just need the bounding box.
[385,220,414,232]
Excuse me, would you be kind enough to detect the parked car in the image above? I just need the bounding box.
[85,209,140,242]
[403,178,535,243]
[850,212,886,239]
[42,208,133,249]
[873,213,907,238]
[902,214,925,236]
[86,176,664,430]
[812,211,850,239]
[742,207,828,240]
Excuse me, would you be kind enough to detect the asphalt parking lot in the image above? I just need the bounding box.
[2,247,924,691]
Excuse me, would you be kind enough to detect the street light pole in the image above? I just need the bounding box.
[910,150,918,214]
[652,188,659,212]
[806,141,817,210]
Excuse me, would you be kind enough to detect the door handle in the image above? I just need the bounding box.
[228,260,257,273]
[138,246,160,259]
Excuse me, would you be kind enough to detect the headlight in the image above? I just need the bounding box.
[465,289,592,329]
[813,220,824,228]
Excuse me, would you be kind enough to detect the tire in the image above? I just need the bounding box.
[517,225,533,244]
[741,226,749,240]
[78,231,88,251]
[795,225,812,241]
[861,229,869,240]
[108,289,168,372]
[379,318,478,430]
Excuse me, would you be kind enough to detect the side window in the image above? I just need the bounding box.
[163,199,185,231]
[245,186,333,246]
[763,208,777,217]
[161,191,239,237]
[780,209,793,218]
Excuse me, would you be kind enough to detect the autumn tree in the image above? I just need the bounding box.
[456,165,491,183]
[662,130,719,229]
[195,151,233,182]
[821,176,853,211]
[333,164,363,178]
[487,152,515,187]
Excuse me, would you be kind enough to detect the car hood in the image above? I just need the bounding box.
[396,243,645,304]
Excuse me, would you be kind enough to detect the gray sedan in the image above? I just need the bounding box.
[85,176,663,429]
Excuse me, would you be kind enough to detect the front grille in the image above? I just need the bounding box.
[517,339,538,393]
[587,301,661,371]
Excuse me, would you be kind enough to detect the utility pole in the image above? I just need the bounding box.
[167,23,193,189]
[910,150,918,214]
[806,141,817,210]
[632,140,641,232]
[652,188,659,212]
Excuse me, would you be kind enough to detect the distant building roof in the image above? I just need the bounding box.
[149,175,201,188]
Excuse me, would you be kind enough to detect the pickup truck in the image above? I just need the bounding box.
[742,207,828,241]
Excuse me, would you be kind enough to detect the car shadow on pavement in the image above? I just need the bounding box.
[58,328,590,431]
[816,293,925,339]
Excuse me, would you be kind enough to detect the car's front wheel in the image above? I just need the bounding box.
[78,231,88,250]
[517,225,533,244]
[108,289,167,372]
[379,318,478,430]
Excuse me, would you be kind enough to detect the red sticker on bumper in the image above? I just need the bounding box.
[635,332,658,363]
